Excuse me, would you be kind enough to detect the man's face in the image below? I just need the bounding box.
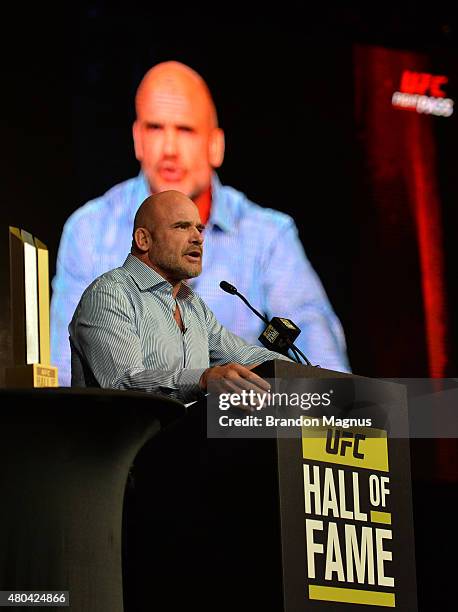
[133,74,220,199]
[146,197,204,283]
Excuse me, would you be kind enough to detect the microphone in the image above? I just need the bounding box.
[219,280,238,295]
[219,281,313,366]
[220,280,269,324]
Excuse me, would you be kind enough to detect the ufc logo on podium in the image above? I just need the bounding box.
[325,429,366,459]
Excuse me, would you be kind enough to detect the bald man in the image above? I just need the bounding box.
[53,61,349,386]
[69,191,288,398]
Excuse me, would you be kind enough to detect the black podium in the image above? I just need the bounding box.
[0,363,418,611]
[204,361,417,611]
[0,388,185,612]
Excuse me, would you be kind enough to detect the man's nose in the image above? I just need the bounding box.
[190,227,204,244]
[163,127,178,156]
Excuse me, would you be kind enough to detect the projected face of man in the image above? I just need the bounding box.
[133,62,224,200]
[132,191,204,293]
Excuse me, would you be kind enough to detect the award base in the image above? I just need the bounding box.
[5,364,58,388]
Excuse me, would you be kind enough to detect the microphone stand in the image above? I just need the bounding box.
[219,281,312,366]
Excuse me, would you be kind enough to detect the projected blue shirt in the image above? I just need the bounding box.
[51,173,350,385]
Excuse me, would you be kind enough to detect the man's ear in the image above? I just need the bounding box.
[132,120,143,162]
[209,128,225,168]
[133,227,150,252]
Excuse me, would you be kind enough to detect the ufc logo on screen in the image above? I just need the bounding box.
[400,70,448,97]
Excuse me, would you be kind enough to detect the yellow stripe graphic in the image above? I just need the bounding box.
[371,510,392,524]
[302,427,389,472]
[309,585,395,607]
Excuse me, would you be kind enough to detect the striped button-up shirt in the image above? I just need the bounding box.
[52,173,349,386]
[69,254,289,402]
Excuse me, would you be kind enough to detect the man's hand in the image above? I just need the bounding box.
[199,363,270,394]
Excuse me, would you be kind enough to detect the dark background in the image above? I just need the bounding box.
[1,3,457,609]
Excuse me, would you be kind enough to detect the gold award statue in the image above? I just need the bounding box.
[5,227,58,387]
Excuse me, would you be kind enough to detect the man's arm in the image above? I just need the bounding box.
[196,303,291,396]
[261,217,350,372]
[70,284,206,402]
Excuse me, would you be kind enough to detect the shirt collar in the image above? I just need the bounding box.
[208,173,235,233]
[122,253,195,300]
[135,170,235,234]
[137,170,151,198]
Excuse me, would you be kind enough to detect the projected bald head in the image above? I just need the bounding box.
[133,61,225,199]
[132,190,205,290]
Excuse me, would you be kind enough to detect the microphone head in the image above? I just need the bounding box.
[219,280,238,295]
